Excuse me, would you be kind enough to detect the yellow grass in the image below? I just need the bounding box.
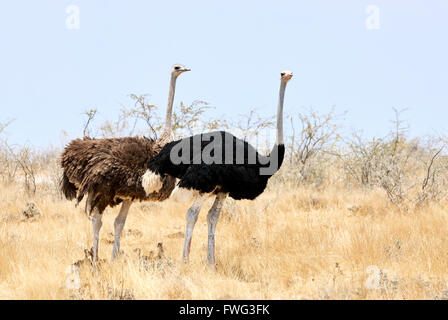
[1,180,448,300]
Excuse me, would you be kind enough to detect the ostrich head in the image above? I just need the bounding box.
[280,70,293,81]
[172,64,191,77]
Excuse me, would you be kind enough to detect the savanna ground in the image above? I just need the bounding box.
[2,174,448,300]
[2,105,448,299]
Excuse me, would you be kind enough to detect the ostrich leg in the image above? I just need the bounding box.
[112,200,132,259]
[91,208,103,263]
[206,193,227,266]
[84,191,94,216]
[182,195,206,262]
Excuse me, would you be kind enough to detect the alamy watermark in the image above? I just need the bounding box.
[168,130,282,176]
[365,5,380,30]
[66,5,80,30]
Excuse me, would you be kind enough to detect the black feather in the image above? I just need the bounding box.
[147,131,285,200]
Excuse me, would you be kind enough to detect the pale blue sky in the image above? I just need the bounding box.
[0,0,447,147]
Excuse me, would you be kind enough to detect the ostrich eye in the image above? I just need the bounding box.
[175,66,181,70]
[281,72,285,76]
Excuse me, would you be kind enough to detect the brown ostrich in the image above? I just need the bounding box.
[60,64,190,262]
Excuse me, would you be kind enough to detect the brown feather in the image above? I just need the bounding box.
[60,136,175,215]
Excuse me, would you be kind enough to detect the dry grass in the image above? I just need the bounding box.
[1,180,448,300]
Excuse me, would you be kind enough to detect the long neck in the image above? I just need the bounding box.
[162,73,177,135]
[275,81,287,145]
[264,80,287,176]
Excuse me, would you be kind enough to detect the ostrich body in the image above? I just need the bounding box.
[142,71,293,265]
[146,131,286,200]
[61,64,190,262]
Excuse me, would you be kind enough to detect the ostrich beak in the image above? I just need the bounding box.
[183,68,191,72]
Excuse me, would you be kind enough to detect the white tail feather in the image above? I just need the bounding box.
[142,170,163,195]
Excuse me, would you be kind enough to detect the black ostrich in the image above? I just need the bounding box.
[142,70,293,265]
